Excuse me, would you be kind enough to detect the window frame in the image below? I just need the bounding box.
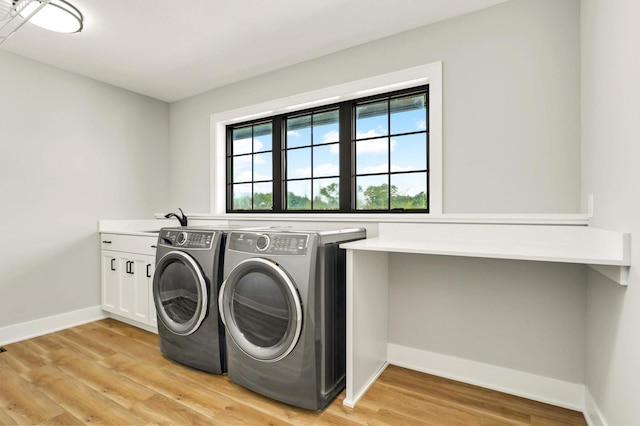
[226,86,429,213]
[211,62,442,216]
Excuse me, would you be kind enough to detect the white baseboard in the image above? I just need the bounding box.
[584,388,607,426]
[388,343,585,411]
[0,306,108,346]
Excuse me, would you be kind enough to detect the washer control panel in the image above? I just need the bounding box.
[159,229,214,249]
[228,232,308,255]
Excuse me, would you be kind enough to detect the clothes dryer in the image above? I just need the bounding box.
[218,228,366,410]
[153,227,227,374]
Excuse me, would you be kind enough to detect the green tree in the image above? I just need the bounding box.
[313,182,339,210]
[233,194,252,210]
[253,192,273,210]
[362,183,393,209]
[287,192,311,210]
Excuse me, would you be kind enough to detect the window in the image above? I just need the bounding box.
[212,62,442,215]
[354,91,428,211]
[226,86,429,213]
[228,122,273,210]
[286,109,340,211]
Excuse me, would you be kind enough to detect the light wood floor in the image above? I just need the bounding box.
[0,318,586,425]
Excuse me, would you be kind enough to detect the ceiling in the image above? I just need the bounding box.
[1,0,508,102]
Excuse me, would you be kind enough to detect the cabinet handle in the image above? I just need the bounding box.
[146,264,152,278]
[102,240,112,244]
[151,245,157,249]
[129,261,135,275]
[110,258,116,271]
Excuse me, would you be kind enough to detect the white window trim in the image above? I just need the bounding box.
[210,61,442,216]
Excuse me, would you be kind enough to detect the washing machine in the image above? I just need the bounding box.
[153,227,227,374]
[218,227,366,410]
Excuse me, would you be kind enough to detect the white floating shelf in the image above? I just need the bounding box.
[341,223,630,284]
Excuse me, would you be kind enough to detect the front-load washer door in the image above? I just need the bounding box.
[219,258,302,363]
[153,251,208,336]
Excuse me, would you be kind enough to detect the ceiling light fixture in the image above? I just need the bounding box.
[18,0,83,33]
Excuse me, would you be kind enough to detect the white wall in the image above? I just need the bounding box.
[170,0,581,214]
[167,0,587,398]
[389,255,586,383]
[581,0,640,423]
[0,51,170,327]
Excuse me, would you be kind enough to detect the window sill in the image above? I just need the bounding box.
[181,212,590,226]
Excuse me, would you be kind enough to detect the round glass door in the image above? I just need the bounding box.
[219,258,302,362]
[153,251,208,336]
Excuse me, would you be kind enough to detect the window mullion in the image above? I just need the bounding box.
[226,126,233,211]
[272,116,283,212]
[339,103,352,211]
[387,98,392,210]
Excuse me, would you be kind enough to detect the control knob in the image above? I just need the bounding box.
[177,231,188,246]
[256,234,270,251]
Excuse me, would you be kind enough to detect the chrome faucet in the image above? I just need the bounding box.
[164,208,188,227]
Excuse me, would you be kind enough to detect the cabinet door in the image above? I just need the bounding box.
[118,256,135,319]
[120,255,150,323]
[101,251,119,313]
[147,256,157,327]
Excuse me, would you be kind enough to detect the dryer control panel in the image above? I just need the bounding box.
[228,232,308,255]
[158,229,214,249]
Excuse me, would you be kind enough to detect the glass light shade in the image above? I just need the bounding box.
[20,0,83,33]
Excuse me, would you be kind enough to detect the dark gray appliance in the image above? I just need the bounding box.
[218,228,366,410]
[153,227,226,374]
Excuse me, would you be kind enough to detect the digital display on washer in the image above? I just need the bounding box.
[228,232,308,255]
[158,230,214,249]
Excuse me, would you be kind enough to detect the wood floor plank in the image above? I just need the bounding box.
[357,384,489,426]
[0,408,17,426]
[53,327,117,361]
[207,401,294,425]
[0,341,47,371]
[129,393,217,425]
[0,319,587,426]
[42,411,85,425]
[51,348,155,408]
[80,324,167,364]
[0,368,64,425]
[100,352,230,418]
[374,366,531,424]
[24,365,148,425]
[163,361,324,425]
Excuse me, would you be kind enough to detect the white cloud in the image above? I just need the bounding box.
[314,163,340,177]
[254,173,272,181]
[356,129,383,139]
[416,119,427,130]
[293,167,312,178]
[234,137,264,154]
[235,171,253,182]
[234,137,252,155]
[233,155,252,169]
[357,138,397,155]
[322,130,339,144]
[287,130,301,137]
